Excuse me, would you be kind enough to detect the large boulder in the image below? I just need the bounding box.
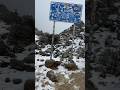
[64,63,78,71]
[46,70,58,82]
[45,60,61,69]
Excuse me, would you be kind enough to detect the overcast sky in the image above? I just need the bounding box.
[35,0,85,34]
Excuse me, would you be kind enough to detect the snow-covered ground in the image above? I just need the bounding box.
[0,22,34,90]
[35,29,85,90]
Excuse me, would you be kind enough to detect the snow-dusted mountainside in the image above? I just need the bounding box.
[0,4,35,90]
[35,23,85,90]
[0,21,35,90]
[86,0,120,90]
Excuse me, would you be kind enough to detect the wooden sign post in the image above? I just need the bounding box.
[50,21,55,60]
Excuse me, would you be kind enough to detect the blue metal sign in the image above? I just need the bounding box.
[49,2,82,23]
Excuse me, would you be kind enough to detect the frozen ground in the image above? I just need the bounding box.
[35,28,85,90]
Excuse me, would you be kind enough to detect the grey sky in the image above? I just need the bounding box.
[35,0,85,34]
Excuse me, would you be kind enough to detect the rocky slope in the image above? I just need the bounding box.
[0,4,35,90]
[35,22,85,90]
[86,0,120,90]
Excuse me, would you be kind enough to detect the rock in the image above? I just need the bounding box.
[13,78,22,84]
[35,52,39,54]
[40,59,44,62]
[65,40,72,46]
[62,52,70,58]
[44,48,51,54]
[10,59,25,71]
[24,79,35,90]
[64,63,78,71]
[37,59,39,61]
[23,53,34,64]
[12,46,25,53]
[46,70,58,82]
[10,59,34,72]
[0,61,9,68]
[54,50,61,58]
[76,47,85,58]
[45,60,61,69]
[39,51,50,56]
[86,80,98,90]
[24,65,35,72]
[0,39,10,56]
[5,78,11,83]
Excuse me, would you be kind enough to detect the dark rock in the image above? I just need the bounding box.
[40,59,44,62]
[54,50,61,58]
[44,48,51,54]
[12,46,25,53]
[23,54,34,64]
[24,79,35,90]
[0,61,9,68]
[35,52,39,54]
[45,60,61,69]
[37,59,39,61]
[76,47,85,58]
[10,59,34,72]
[13,78,22,84]
[86,80,98,90]
[62,52,70,58]
[0,39,10,56]
[46,70,58,82]
[5,78,11,83]
[39,51,50,56]
[10,59,25,71]
[65,40,72,46]
[24,65,35,72]
[64,63,78,71]
[39,65,44,67]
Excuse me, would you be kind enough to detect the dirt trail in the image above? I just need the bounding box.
[55,72,85,90]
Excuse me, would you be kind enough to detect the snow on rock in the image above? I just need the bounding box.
[35,24,85,90]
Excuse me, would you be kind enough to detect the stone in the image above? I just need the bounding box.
[45,60,61,69]
[46,70,58,82]
[64,63,78,71]
[5,78,11,83]
[23,53,34,64]
[12,46,25,53]
[13,78,22,84]
[10,59,25,71]
[0,61,9,68]
[24,79,35,90]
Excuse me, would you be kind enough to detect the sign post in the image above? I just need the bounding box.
[50,21,55,60]
[49,1,82,60]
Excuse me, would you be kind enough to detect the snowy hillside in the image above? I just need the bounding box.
[0,4,35,90]
[86,0,120,90]
[35,23,85,90]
